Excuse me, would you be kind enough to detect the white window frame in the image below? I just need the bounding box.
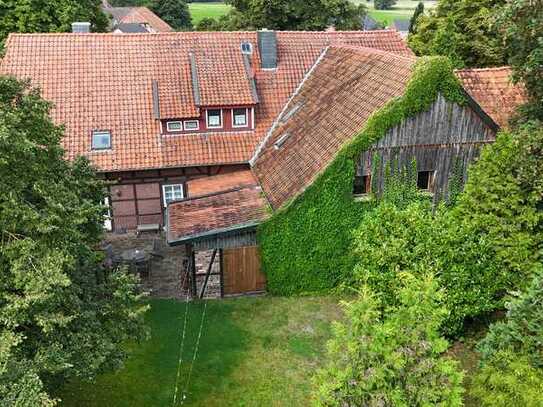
[183,120,200,131]
[231,108,249,128]
[166,121,183,132]
[162,184,184,207]
[241,42,253,54]
[103,196,112,231]
[91,130,111,150]
[206,109,223,129]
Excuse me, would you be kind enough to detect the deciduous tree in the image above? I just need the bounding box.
[0,77,147,404]
[217,0,366,31]
[0,0,109,43]
[408,0,507,68]
[152,0,192,30]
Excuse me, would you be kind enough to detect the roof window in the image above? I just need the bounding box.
[241,42,253,54]
[91,130,111,150]
[274,133,291,150]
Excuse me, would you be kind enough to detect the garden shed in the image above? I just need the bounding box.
[167,171,269,298]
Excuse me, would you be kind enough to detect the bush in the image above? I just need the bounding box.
[471,350,543,407]
[351,198,504,337]
[313,273,463,406]
[477,270,543,367]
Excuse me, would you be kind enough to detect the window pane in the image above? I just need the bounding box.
[184,120,199,130]
[207,110,221,127]
[167,121,182,131]
[92,131,111,150]
[417,171,433,190]
[163,184,183,206]
[233,108,247,126]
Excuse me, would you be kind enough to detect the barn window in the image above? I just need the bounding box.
[162,184,184,207]
[353,175,371,196]
[206,109,222,128]
[91,130,111,150]
[417,171,435,191]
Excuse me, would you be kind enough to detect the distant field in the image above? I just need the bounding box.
[188,1,437,27]
[189,2,231,24]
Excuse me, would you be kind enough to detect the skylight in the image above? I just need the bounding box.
[274,133,291,150]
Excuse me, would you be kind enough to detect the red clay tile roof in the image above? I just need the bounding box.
[187,170,257,196]
[167,171,268,243]
[252,46,416,209]
[456,67,528,128]
[0,31,412,173]
[107,7,173,32]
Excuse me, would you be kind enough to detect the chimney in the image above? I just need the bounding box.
[72,22,91,33]
[257,29,277,69]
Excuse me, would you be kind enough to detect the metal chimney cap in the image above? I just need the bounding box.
[72,22,91,33]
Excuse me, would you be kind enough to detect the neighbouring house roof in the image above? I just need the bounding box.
[167,170,269,244]
[105,7,173,32]
[0,30,412,172]
[252,46,417,209]
[115,23,150,33]
[455,67,528,128]
[393,19,411,33]
[362,15,380,31]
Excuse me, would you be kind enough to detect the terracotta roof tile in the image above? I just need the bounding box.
[167,171,268,242]
[0,31,412,172]
[252,46,416,209]
[456,67,528,128]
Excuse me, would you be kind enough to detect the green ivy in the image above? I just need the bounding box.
[257,56,466,295]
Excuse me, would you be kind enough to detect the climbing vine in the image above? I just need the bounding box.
[257,56,466,295]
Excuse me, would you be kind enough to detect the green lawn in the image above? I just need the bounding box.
[189,2,231,25]
[59,296,344,406]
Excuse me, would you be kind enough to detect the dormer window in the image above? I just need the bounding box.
[241,42,253,54]
[184,120,199,131]
[206,109,222,129]
[166,121,183,132]
[232,108,248,127]
[92,130,111,150]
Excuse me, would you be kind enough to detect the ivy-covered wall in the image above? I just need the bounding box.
[257,57,467,295]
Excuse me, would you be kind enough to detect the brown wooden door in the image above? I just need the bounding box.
[222,246,266,295]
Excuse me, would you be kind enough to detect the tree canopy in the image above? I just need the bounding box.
[408,0,507,68]
[0,76,147,404]
[152,0,192,30]
[200,0,366,31]
[0,0,109,43]
[497,0,543,121]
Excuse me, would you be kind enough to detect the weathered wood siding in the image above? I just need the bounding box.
[193,230,258,251]
[357,94,496,199]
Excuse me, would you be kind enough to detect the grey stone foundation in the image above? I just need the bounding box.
[193,250,222,299]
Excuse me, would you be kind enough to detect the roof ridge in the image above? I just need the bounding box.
[456,66,512,72]
[328,44,416,63]
[170,183,260,206]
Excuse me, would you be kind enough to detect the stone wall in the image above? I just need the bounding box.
[194,249,222,299]
[104,231,188,299]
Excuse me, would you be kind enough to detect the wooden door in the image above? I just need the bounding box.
[222,246,266,295]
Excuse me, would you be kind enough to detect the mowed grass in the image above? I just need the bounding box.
[188,1,436,27]
[59,296,344,407]
[189,2,231,24]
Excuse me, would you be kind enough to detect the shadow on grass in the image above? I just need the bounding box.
[59,299,249,407]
